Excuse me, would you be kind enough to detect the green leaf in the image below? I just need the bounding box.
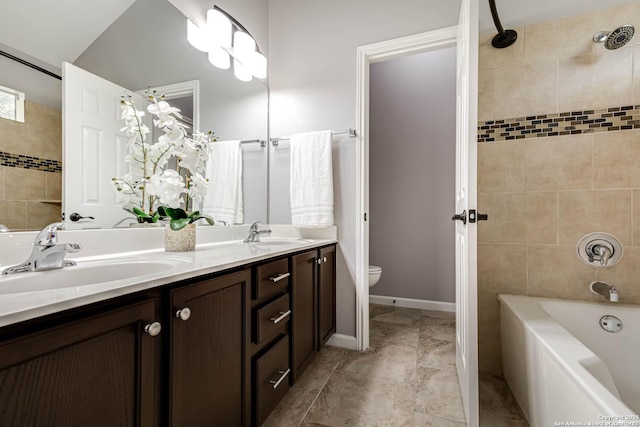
[192,214,215,225]
[132,207,152,219]
[157,206,167,217]
[164,207,188,220]
[170,217,191,231]
[152,212,160,223]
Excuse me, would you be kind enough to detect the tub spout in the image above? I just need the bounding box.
[590,281,619,302]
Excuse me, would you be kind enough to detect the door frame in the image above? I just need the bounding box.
[355,27,458,352]
[136,79,200,131]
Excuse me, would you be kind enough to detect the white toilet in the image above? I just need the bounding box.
[369,265,382,287]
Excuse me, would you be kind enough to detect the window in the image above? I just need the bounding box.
[0,85,25,123]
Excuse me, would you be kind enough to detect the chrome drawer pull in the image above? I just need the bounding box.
[269,272,290,283]
[269,310,291,324]
[269,368,290,389]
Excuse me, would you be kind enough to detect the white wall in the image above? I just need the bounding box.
[369,48,456,303]
[268,0,462,336]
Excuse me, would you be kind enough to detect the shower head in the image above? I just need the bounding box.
[593,25,635,50]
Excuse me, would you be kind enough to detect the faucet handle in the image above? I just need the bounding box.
[34,222,65,246]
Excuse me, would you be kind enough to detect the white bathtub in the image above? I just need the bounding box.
[499,294,640,427]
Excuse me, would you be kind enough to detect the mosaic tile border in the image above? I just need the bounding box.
[0,151,62,173]
[478,104,640,143]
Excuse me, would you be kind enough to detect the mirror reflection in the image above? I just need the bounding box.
[0,0,268,231]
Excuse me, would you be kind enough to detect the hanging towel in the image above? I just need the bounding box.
[203,140,244,224]
[290,130,334,226]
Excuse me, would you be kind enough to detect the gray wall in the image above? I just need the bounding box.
[0,43,61,111]
[369,48,456,303]
[268,0,462,337]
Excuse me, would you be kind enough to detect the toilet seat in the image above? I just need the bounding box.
[369,265,382,274]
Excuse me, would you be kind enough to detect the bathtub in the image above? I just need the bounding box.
[499,294,640,427]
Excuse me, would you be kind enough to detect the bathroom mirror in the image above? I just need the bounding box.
[0,0,268,231]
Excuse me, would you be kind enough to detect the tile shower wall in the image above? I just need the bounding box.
[0,101,62,230]
[478,3,640,375]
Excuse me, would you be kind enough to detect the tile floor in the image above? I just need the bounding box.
[263,304,528,427]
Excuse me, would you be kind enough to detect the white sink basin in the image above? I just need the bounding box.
[0,257,190,294]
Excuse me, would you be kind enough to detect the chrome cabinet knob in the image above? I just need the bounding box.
[316,259,322,265]
[176,307,191,321]
[323,256,327,263]
[144,322,162,337]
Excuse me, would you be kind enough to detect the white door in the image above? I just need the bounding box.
[454,0,479,425]
[62,62,147,229]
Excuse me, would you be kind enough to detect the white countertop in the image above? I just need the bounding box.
[0,225,337,328]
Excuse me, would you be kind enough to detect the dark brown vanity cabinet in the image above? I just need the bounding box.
[0,245,336,427]
[317,245,337,348]
[170,269,251,427]
[290,244,337,383]
[251,258,292,426]
[0,299,160,427]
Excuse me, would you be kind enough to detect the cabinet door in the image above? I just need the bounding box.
[318,245,336,348]
[170,269,251,427]
[0,299,158,427]
[290,250,317,382]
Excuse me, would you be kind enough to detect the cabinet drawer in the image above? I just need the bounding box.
[255,294,290,344]
[254,258,290,301]
[255,335,290,426]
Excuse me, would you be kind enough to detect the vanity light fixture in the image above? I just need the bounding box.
[186,5,267,81]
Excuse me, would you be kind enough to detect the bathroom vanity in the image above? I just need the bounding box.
[0,229,336,427]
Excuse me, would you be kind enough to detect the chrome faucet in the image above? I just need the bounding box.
[0,224,9,232]
[590,281,619,302]
[2,222,81,275]
[244,221,272,243]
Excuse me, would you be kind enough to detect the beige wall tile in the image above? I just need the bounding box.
[4,168,46,201]
[525,134,593,191]
[478,292,503,376]
[0,166,4,200]
[558,190,632,245]
[634,46,640,105]
[525,192,557,244]
[558,49,633,112]
[479,27,525,71]
[524,21,564,64]
[593,131,640,189]
[478,243,527,294]
[527,245,597,300]
[478,68,495,122]
[493,61,557,120]
[633,190,640,246]
[478,141,524,193]
[0,200,26,230]
[596,247,640,305]
[26,202,62,230]
[0,117,27,155]
[478,193,526,243]
[25,102,62,161]
[46,172,62,201]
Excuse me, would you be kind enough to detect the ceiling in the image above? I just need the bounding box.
[0,0,637,69]
[0,0,134,68]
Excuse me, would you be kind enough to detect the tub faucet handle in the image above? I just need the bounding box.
[609,286,619,302]
[596,245,612,267]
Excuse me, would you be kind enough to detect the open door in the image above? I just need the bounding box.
[454,0,480,425]
[62,62,148,229]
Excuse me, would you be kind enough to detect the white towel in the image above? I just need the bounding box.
[290,130,334,226]
[203,140,243,224]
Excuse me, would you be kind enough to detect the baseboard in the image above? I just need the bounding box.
[326,333,358,350]
[369,295,456,312]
